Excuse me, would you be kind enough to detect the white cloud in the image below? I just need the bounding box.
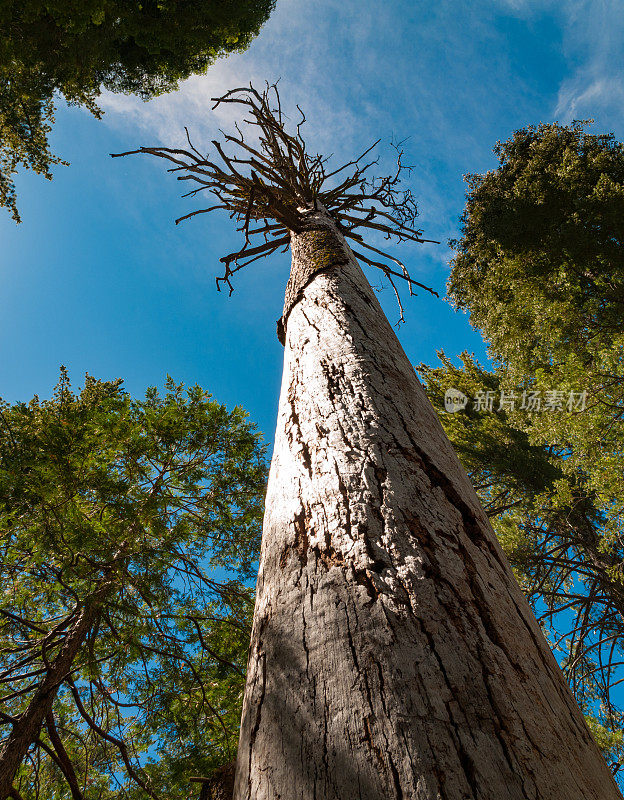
[99,63,268,150]
[103,0,624,263]
[477,0,624,130]
[550,0,624,126]
[555,77,624,121]
[98,0,366,157]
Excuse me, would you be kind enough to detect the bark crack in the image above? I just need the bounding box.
[235,243,620,800]
[247,651,267,800]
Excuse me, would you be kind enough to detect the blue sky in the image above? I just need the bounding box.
[2,0,624,446]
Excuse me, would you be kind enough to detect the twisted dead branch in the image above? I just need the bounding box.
[112,83,438,316]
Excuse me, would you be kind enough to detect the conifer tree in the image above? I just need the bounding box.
[0,0,275,221]
[0,373,265,800]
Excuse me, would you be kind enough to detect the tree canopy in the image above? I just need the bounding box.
[0,371,266,799]
[422,120,624,776]
[0,0,276,221]
[448,120,624,376]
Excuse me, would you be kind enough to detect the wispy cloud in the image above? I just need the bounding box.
[99,0,624,281]
[551,0,624,125]
[477,0,624,129]
[98,0,365,156]
[99,0,536,154]
[555,76,624,121]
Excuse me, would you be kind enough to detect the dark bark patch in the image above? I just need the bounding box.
[199,760,236,800]
[363,715,385,769]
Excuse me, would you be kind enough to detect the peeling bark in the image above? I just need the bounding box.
[234,211,622,800]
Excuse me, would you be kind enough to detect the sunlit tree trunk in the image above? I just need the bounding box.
[233,210,621,800]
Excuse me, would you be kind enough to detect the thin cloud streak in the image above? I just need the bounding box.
[97,0,624,290]
[551,0,624,125]
[101,0,528,276]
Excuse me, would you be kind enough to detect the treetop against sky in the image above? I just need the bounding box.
[2,0,624,793]
[1,0,623,445]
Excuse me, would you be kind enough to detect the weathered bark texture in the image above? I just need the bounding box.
[200,761,236,800]
[233,212,622,800]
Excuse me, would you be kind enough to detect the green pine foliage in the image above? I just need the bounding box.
[0,0,276,221]
[0,370,266,798]
[448,120,624,377]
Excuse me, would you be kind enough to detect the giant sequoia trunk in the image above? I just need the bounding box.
[233,211,621,800]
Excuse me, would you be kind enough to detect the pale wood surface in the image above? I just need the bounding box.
[233,214,622,800]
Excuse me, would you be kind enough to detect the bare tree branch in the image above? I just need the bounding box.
[112,82,438,313]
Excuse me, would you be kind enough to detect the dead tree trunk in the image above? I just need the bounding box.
[233,212,621,800]
[115,83,621,800]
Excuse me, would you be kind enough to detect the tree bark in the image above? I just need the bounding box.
[233,211,622,800]
[0,540,131,800]
[199,761,236,800]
